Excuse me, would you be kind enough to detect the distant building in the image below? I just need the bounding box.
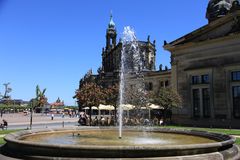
[0,99,29,106]
[51,97,64,108]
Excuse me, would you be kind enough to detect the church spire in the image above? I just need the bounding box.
[106,11,117,50]
[108,11,115,28]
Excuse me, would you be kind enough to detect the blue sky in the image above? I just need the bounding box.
[0,0,209,105]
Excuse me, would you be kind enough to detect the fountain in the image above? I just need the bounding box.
[118,26,146,139]
[2,127,240,159]
[2,27,240,159]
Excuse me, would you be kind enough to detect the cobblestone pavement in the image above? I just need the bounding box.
[0,113,79,159]
[0,113,78,128]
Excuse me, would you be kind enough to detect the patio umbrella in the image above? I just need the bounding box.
[147,103,163,109]
[119,104,135,118]
[120,104,135,110]
[98,104,115,110]
[88,106,98,118]
[91,106,98,110]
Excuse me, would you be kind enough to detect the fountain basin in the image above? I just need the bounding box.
[2,127,240,159]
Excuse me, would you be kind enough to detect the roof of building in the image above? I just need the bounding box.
[164,9,240,51]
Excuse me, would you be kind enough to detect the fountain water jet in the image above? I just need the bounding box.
[118,26,146,139]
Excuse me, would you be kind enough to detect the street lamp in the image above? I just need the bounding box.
[30,100,35,130]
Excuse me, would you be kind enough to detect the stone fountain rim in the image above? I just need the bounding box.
[4,127,235,151]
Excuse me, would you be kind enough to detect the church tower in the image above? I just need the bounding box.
[102,13,118,73]
[101,13,156,75]
[106,13,117,51]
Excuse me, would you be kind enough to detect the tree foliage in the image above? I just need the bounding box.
[75,82,105,108]
[2,83,12,99]
[149,87,182,110]
[74,82,106,125]
[124,85,148,108]
[104,84,119,107]
[103,84,119,123]
[35,85,48,108]
[0,104,30,110]
[0,83,12,105]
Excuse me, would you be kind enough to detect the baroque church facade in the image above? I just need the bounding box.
[98,15,168,87]
[78,0,240,128]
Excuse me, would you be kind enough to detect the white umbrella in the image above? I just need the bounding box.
[140,106,147,110]
[120,104,135,110]
[98,104,115,110]
[147,103,163,109]
[91,106,98,110]
[82,106,98,110]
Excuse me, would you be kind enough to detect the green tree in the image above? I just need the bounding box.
[35,85,47,108]
[29,85,47,128]
[104,84,119,123]
[149,88,182,123]
[124,86,148,108]
[0,83,13,117]
[29,98,37,129]
[74,82,105,125]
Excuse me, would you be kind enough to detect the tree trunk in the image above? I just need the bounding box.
[0,109,3,118]
[163,109,167,125]
[114,106,117,126]
[89,107,92,126]
[30,108,33,130]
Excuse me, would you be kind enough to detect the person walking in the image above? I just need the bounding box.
[51,114,54,120]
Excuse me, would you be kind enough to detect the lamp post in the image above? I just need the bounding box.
[30,100,34,130]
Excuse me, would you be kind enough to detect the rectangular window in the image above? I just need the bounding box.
[232,71,240,81]
[160,81,164,87]
[145,83,149,91]
[202,75,209,84]
[145,82,153,91]
[202,88,211,118]
[130,85,133,89]
[165,80,169,87]
[233,86,240,118]
[149,82,153,91]
[192,76,200,84]
[193,89,200,118]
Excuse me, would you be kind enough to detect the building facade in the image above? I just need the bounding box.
[77,1,240,128]
[77,14,171,106]
[99,14,162,87]
[164,0,240,127]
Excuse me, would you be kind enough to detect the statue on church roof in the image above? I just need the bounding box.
[206,0,238,22]
[230,0,240,11]
[206,0,234,22]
